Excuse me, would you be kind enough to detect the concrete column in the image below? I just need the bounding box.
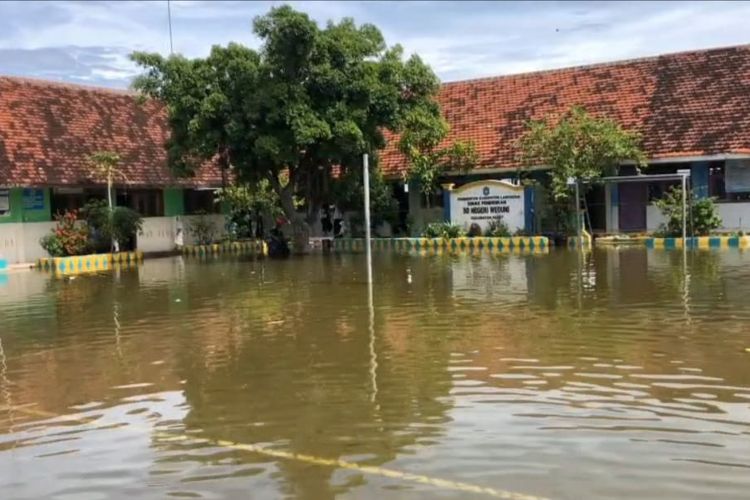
[441,183,454,222]
[607,183,619,233]
[164,188,185,216]
[524,186,535,233]
[691,161,709,198]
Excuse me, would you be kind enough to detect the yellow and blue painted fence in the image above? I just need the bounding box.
[645,235,750,250]
[333,236,550,255]
[37,251,144,277]
[182,239,268,258]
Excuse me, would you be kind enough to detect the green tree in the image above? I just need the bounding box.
[215,180,284,239]
[88,151,135,252]
[520,106,646,200]
[131,6,448,252]
[654,186,722,236]
[331,166,399,235]
[519,106,645,233]
[87,151,124,212]
[399,108,477,207]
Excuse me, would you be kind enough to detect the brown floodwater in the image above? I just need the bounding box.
[1,248,750,499]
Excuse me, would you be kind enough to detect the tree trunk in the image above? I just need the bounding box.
[107,172,119,253]
[277,184,310,254]
[290,217,311,255]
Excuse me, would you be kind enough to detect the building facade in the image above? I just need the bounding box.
[379,45,750,236]
[0,77,225,265]
[3,45,750,262]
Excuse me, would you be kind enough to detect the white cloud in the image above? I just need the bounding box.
[0,0,748,86]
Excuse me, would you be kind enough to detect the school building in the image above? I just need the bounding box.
[379,44,750,236]
[2,45,750,264]
[0,77,225,265]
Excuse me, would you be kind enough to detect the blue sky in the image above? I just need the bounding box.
[1,1,749,88]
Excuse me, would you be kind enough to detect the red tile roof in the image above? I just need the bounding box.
[380,45,750,176]
[0,76,222,187]
[2,45,749,187]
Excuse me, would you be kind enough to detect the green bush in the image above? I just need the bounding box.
[484,219,511,237]
[40,233,65,257]
[80,200,143,251]
[654,186,722,236]
[422,222,465,238]
[111,206,143,250]
[80,200,112,252]
[467,223,483,237]
[40,210,89,256]
[187,212,217,245]
[215,181,282,240]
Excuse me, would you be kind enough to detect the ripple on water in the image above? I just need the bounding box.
[2,253,750,499]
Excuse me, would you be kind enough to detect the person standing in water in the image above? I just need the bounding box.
[333,206,344,238]
[174,218,184,251]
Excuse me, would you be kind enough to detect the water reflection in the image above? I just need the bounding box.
[0,249,749,499]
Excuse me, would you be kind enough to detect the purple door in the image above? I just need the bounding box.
[618,183,648,232]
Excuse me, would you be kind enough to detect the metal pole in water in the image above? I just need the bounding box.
[681,172,691,324]
[363,153,378,403]
[682,173,687,247]
[575,179,582,250]
[363,153,373,285]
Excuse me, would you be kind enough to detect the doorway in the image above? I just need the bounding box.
[618,183,648,232]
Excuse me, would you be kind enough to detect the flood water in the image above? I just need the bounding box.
[1,248,750,500]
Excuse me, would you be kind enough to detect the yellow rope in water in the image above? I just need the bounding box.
[8,405,548,500]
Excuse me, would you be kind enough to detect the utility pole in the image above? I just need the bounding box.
[677,169,691,247]
[167,0,174,55]
[363,154,372,284]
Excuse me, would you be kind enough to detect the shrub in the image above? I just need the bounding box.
[80,200,143,251]
[654,186,722,236]
[187,212,217,245]
[422,222,465,238]
[111,207,143,250]
[40,210,89,256]
[331,167,400,232]
[40,233,65,257]
[215,181,282,240]
[80,200,112,252]
[691,197,723,236]
[467,223,483,237]
[485,218,511,237]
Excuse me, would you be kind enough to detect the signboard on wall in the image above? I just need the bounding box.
[22,189,44,210]
[450,180,525,232]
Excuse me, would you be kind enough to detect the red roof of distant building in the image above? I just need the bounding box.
[380,45,750,176]
[2,45,750,187]
[0,76,222,187]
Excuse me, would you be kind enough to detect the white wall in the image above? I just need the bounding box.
[407,187,443,236]
[0,214,228,265]
[0,221,56,264]
[646,205,666,232]
[140,214,229,252]
[138,217,178,253]
[181,214,227,246]
[717,202,750,231]
[646,202,750,233]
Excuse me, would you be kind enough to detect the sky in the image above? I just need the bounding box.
[0,0,749,89]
